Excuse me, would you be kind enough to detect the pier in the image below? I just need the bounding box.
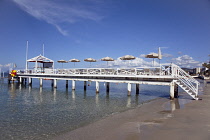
[14,63,200,100]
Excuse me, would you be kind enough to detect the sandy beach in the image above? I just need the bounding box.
[53,80,210,140]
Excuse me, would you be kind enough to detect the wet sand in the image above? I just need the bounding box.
[53,81,210,140]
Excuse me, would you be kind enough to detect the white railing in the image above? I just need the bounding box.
[16,65,187,77]
[135,66,164,76]
[15,64,200,100]
[17,66,173,76]
[170,64,199,97]
[16,69,57,74]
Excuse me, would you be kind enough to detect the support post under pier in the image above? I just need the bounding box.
[66,80,68,88]
[24,78,27,84]
[136,84,139,95]
[174,83,178,98]
[72,80,75,90]
[40,78,43,87]
[54,79,57,88]
[96,81,99,93]
[84,81,87,90]
[51,80,54,87]
[106,82,110,93]
[128,83,131,96]
[170,81,175,100]
[19,77,22,84]
[28,78,32,86]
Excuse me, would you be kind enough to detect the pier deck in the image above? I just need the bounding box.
[14,64,200,100]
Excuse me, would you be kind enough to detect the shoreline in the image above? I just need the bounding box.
[52,98,171,140]
[53,81,209,140]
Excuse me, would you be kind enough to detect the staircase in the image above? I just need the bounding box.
[170,64,200,100]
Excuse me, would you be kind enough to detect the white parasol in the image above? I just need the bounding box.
[120,55,136,60]
[84,58,97,67]
[120,55,136,67]
[57,60,68,68]
[101,56,114,66]
[69,59,80,66]
[145,53,158,66]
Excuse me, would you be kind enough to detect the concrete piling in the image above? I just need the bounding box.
[72,80,75,90]
[84,81,87,90]
[127,83,131,96]
[96,81,99,93]
[136,84,139,94]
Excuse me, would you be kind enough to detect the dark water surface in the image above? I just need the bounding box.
[0,78,177,140]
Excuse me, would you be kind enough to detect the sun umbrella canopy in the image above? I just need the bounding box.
[101,56,114,67]
[145,53,159,66]
[84,58,97,62]
[57,60,68,63]
[120,55,136,60]
[69,59,80,62]
[145,53,159,58]
[101,56,114,61]
[69,58,80,66]
[57,60,68,68]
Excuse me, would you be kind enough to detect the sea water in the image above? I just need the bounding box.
[0,78,172,140]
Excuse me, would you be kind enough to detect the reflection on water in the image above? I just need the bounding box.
[126,96,131,108]
[170,98,180,111]
[53,88,57,102]
[95,94,99,106]
[72,90,75,100]
[0,80,172,140]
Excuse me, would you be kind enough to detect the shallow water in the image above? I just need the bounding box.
[0,78,186,140]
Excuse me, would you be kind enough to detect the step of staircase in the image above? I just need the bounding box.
[171,64,199,100]
[174,80,198,100]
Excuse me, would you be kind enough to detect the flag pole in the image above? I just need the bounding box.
[158,47,162,66]
[26,41,28,71]
[43,43,44,56]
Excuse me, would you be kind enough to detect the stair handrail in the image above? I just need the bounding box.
[170,63,199,96]
[160,65,172,76]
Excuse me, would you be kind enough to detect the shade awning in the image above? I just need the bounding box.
[145,53,159,58]
[27,54,54,63]
[57,60,68,63]
[84,58,97,62]
[101,56,114,61]
[120,55,136,60]
[69,59,80,62]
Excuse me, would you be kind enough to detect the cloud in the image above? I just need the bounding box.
[178,51,182,55]
[97,55,202,69]
[13,0,104,36]
[4,63,12,67]
[97,57,160,68]
[139,54,146,57]
[0,63,13,71]
[162,53,173,58]
[171,55,201,68]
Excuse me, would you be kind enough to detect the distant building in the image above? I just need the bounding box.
[181,68,193,75]
[181,67,201,75]
[193,68,201,75]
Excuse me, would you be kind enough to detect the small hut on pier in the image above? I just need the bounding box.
[27,55,54,73]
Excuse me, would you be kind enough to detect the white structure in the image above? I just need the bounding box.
[26,55,54,73]
[16,63,200,100]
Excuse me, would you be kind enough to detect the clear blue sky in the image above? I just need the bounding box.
[0,0,210,70]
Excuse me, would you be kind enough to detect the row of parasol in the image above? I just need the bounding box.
[57,50,162,67]
[57,55,136,68]
[57,47,162,67]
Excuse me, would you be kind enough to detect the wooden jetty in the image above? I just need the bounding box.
[13,63,200,100]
